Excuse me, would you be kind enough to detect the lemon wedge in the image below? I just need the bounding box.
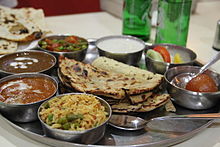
[173,53,184,64]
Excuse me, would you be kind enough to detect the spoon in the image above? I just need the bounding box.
[109,113,220,131]
[171,52,220,88]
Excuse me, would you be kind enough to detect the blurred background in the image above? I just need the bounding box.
[0,0,214,29]
[0,0,217,17]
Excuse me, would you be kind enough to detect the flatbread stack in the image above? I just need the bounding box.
[59,56,171,113]
[0,5,50,54]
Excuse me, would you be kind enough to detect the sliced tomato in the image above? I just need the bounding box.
[65,36,78,43]
[153,46,171,63]
[44,38,53,45]
[51,43,60,48]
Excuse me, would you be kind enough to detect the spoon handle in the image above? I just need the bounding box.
[170,113,220,119]
[198,52,220,74]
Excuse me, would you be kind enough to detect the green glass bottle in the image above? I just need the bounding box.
[155,0,192,47]
[122,0,152,42]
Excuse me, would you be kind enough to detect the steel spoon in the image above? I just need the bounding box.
[109,113,220,131]
[171,52,220,88]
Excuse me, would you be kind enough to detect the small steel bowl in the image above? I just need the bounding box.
[0,50,56,77]
[38,93,112,144]
[37,34,88,61]
[0,73,58,122]
[145,43,197,74]
[96,35,146,65]
[165,66,220,110]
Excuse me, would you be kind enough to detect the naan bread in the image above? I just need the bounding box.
[59,57,163,99]
[0,39,17,54]
[0,5,50,42]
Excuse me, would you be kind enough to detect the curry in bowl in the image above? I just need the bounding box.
[0,73,58,122]
[38,35,88,52]
[0,76,57,104]
[0,51,56,74]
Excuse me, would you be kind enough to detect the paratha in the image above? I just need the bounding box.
[129,92,153,104]
[137,94,170,112]
[111,93,170,113]
[165,99,176,112]
[0,5,50,42]
[92,57,163,81]
[59,57,163,99]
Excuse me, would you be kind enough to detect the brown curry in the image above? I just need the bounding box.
[0,77,56,104]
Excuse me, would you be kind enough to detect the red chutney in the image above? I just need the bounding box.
[0,77,56,104]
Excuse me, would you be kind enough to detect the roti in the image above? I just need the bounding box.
[59,57,163,99]
[0,5,50,42]
[92,57,163,81]
[137,94,170,112]
[111,94,170,113]
[0,39,17,54]
[129,92,153,104]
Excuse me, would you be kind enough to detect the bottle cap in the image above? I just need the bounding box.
[213,20,220,50]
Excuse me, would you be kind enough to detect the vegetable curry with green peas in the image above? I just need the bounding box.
[39,36,88,52]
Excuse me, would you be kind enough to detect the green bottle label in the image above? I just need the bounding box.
[155,0,192,46]
[122,0,152,41]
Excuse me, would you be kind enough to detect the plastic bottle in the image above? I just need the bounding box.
[122,0,152,42]
[155,0,192,47]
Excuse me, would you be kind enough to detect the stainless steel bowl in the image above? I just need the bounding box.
[165,66,220,110]
[0,50,56,77]
[145,43,197,74]
[96,35,146,65]
[37,34,88,61]
[38,93,112,144]
[0,73,58,122]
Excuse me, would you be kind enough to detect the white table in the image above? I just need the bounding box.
[1,1,220,147]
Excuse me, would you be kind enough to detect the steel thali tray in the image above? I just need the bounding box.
[1,39,220,147]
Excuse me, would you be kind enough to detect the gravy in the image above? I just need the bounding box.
[0,77,56,104]
[0,51,56,73]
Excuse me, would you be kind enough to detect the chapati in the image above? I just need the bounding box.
[59,57,163,99]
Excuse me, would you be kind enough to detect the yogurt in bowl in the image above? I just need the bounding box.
[96,35,146,65]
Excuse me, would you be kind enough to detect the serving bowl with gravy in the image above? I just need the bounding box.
[96,35,146,65]
[0,50,56,77]
[0,73,58,122]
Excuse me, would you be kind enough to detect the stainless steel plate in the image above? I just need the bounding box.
[0,39,219,147]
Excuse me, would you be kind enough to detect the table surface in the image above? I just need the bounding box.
[1,1,220,147]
